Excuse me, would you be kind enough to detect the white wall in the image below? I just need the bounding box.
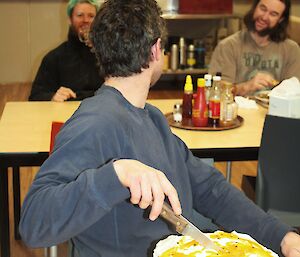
[0,1,68,83]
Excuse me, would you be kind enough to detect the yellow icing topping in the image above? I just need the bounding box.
[160,231,274,257]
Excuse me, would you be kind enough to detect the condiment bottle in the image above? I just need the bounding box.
[163,49,170,71]
[182,75,193,125]
[173,103,182,123]
[204,73,212,105]
[195,40,205,68]
[220,82,238,127]
[208,75,221,127]
[192,78,208,127]
[179,37,187,70]
[187,44,196,69]
[170,44,178,71]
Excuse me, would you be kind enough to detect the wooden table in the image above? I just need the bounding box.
[0,101,80,257]
[0,100,267,257]
[151,99,267,160]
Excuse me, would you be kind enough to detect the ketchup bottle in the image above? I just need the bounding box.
[182,75,193,125]
[192,78,208,127]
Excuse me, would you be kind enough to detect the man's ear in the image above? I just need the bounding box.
[151,38,162,61]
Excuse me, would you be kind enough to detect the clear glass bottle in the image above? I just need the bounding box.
[208,75,221,127]
[220,82,238,127]
[204,73,212,105]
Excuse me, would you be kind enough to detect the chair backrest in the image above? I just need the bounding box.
[47,121,65,257]
[256,115,300,215]
[49,121,64,154]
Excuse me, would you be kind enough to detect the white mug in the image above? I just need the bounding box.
[159,0,179,14]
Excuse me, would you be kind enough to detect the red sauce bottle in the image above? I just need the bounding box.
[192,78,208,127]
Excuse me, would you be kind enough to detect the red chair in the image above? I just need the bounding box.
[49,121,64,154]
[45,121,64,257]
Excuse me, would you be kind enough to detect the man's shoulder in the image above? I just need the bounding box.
[145,103,171,132]
[268,38,300,54]
[217,30,247,47]
[281,38,300,48]
[42,41,68,61]
[70,96,125,135]
[145,103,165,119]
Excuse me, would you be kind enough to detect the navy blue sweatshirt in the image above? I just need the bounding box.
[20,86,290,256]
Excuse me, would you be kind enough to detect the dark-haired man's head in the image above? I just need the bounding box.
[244,0,290,42]
[90,0,167,80]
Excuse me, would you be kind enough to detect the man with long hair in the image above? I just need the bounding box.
[209,0,300,96]
[20,0,300,256]
[29,0,104,101]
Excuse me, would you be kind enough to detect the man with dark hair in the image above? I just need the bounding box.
[20,0,300,256]
[29,0,104,101]
[209,0,300,96]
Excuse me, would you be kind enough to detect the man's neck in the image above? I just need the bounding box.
[105,73,151,109]
[250,31,270,47]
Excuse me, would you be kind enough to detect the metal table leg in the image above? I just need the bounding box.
[226,161,232,182]
[44,246,58,257]
[0,166,10,257]
[13,167,21,240]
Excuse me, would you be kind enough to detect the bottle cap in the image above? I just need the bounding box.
[204,74,212,80]
[184,75,193,92]
[188,44,195,51]
[179,37,185,46]
[174,103,182,110]
[213,75,221,81]
[197,78,205,88]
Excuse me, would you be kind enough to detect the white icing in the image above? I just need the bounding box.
[153,231,278,257]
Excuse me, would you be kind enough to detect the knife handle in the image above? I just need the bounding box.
[160,202,188,234]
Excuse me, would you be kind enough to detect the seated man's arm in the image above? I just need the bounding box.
[29,53,60,101]
[234,72,276,96]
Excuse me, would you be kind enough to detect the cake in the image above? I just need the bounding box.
[153,231,278,257]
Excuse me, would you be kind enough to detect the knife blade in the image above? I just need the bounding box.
[159,202,220,251]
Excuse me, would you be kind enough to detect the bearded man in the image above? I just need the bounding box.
[209,0,300,96]
[29,0,104,102]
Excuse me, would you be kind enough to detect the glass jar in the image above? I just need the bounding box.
[220,82,238,127]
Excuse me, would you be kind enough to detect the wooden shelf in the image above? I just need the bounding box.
[162,68,208,75]
[163,13,242,40]
[162,13,242,20]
